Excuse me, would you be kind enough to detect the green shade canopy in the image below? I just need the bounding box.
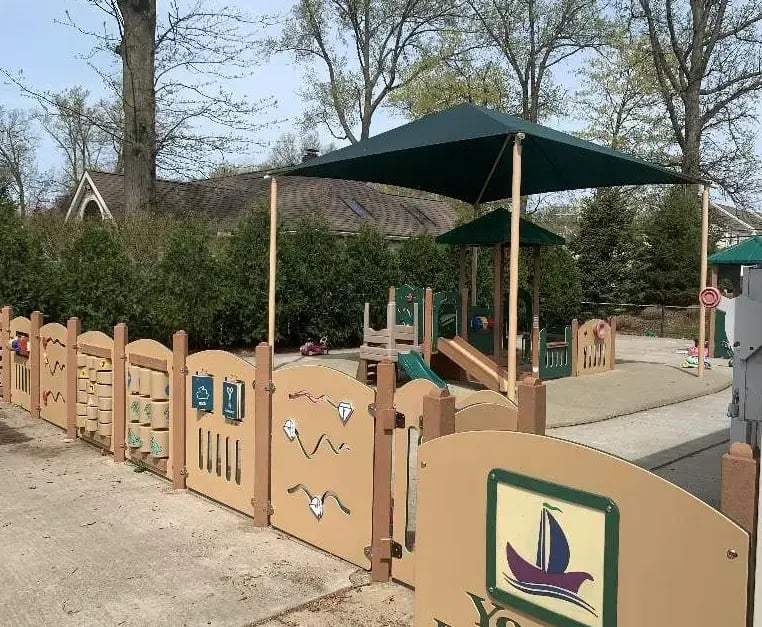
[282,103,698,203]
[436,208,565,247]
[708,236,762,265]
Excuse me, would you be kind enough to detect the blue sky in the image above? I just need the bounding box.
[0,0,404,174]
[0,0,757,205]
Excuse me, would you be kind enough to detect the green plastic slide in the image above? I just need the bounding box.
[397,351,448,389]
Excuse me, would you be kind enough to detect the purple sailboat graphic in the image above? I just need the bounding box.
[504,503,597,617]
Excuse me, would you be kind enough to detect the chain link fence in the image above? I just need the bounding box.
[579,301,703,340]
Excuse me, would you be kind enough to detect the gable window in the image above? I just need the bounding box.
[343,197,373,219]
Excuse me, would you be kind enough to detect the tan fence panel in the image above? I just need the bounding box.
[39,322,67,429]
[77,331,115,452]
[271,365,375,569]
[576,318,614,376]
[415,431,749,627]
[10,316,32,411]
[392,378,438,587]
[125,339,173,478]
[455,402,518,433]
[455,389,514,410]
[185,350,256,516]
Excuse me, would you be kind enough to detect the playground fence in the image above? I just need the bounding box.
[0,305,545,586]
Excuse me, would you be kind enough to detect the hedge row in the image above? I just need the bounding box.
[0,201,582,349]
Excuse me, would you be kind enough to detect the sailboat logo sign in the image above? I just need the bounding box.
[487,469,619,627]
[504,502,597,617]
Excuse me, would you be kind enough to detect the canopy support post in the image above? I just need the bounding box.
[493,244,503,359]
[709,264,719,357]
[507,133,524,401]
[268,176,278,348]
[471,243,478,306]
[698,184,709,378]
[458,249,467,338]
[532,246,541,376]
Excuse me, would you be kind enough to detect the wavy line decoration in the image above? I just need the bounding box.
[42,337,65,349]
[43,358,66,376]
[288,390,354,425]
[286,484,351,519]
[282,419,350,458]
[42,390,65,406]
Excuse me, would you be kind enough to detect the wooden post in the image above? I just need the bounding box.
[720,442,758,534]
[517,376,546,435]
[698,184,709,378]
[112,323,127,462]
[253,341,273,526]
[387,301,396,351]
[459,287,469,339]
[506,133,524,402]
[709,264,719,357]
[371,360,395,582]
[471,247,478,306]
[422,387,456,442]
[171,330,188,490]
[65,317,80,438]
[493,244,502,359]
[570,319,579,377]
[388,285,396,304]
[268,176,278,348]
[30,311,42,419]
[532,246,541,376]
[609,316,617,371]
[0,305,10,403]
[423,288,433,365]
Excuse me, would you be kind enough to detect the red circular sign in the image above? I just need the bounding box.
[699,286,721,309]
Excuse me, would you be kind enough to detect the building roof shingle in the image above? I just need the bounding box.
[84,170,458,239]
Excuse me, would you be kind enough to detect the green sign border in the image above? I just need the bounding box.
[486,469,620,627]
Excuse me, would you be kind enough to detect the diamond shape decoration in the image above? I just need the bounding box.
[283,418,297,441]
[337,401,353,425]
[309,496,324,519]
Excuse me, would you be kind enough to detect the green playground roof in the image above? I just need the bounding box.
[435,207,565,247]
[281,103,699,203]
[708,235,762,265]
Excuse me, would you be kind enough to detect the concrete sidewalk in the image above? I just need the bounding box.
[0,402,361,627]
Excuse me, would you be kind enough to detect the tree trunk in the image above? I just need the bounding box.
[118,0,156,215]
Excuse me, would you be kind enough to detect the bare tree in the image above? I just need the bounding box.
[269,0,457,143]
[0,108,37,214]
[72,1,274,179]
[260,129,336,169]
[36,87,117,190]
[633,0,762,199]
[466,0,605,122]
[574,29,673,159]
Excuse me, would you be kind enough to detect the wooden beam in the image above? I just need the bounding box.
[171,330,188,490]
[112,323,127,462]
[268,176,278,348]
[30,311,42,419]
[532,246,541,376]
[78,343,111,359]
[698,185,709,378]
[1,305,11,403]
[128,353,168,372]
[493,244,502,359]
[708,264,719,357]
[371,360,395,582]
[253,341,273,526]
[506,133,524,402]
[65,317,80,438]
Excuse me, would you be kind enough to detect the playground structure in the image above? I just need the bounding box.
[358,281,617,391]
[3,101,759,623]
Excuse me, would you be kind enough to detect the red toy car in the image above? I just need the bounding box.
[300,336,329,356]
